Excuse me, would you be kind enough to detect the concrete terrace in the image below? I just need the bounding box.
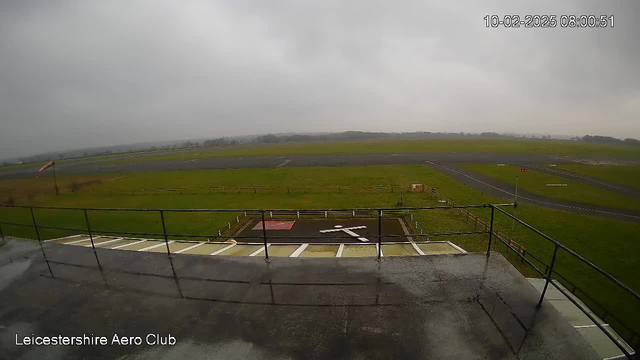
[0,238,599,360]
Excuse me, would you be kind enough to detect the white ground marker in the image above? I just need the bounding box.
[290,244,309,257]
[249,244,270,257]
[86,238,123,247]
[336,244,345,258]
[63,236,101,245]
[320,225,369,242]
[111,239,147,249]
[175,242,205,254]
[138,241,174,252]
[210,243,236,255]
[44,234,83,243]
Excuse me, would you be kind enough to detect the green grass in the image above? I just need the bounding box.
[461,164,640,212]
[89,138,640,165]
[558,164,640,191]
[1,165,639,338]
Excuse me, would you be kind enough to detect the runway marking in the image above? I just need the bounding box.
[64,236,101,245]
[249,244,270,256]
[336,244,345,257]
[139,241,173,252]
[210,243,236,255]
[87,238,123,247]
[175,242,205,254]
[276,159,292,168]
[111,239,147,249]
[411,242,426,256]
[290,244,309,257]
[425,161,640,221]
[45,234,83,243]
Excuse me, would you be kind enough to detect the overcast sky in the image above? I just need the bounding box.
[1,1,638,158]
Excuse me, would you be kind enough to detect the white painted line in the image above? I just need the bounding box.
[320,226,366,233]
[447,241,468,254]
[275,159,291,168]
[63,236,101,245]
[44,234,83,243]
[411,242,426,256]
[290,243,309,257]
[249,244,270,257]
[138,241,174,252]
[86,238,123,247]
[111,239,146,249]
[175,242,205,254]
[210,243,236,255]
[574,324,610,329]
[336,244,344,257]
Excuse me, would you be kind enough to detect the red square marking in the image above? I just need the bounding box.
[252,221,296,230]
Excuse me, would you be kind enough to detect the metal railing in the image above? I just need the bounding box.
[0,202,637,358]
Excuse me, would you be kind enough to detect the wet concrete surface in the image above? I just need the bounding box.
[426,161,640,223]
[0,238,600,360]
[0,153,628,179]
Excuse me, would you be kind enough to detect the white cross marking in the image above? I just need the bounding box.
[320,225,369,242]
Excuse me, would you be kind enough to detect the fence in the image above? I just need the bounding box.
[0,203,637,358]
[87,184,415,196]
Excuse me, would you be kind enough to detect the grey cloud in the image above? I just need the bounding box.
[0,0,638,158]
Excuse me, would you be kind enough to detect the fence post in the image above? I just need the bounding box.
[377,209,382,260]
[30,207,53,277]
[487,206,495,256]
[537,244,560,307]
[261,211,269,261]
[159,210,171,256]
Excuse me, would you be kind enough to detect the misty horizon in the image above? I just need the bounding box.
[2,1,639,159]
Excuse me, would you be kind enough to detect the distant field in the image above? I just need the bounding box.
[83,138,640,166]
[558,164,640,190]
[1,165,639,336]
[461,164,640,213]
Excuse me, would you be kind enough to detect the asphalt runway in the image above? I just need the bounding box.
[0,153,632,179]
[425,161,640,223]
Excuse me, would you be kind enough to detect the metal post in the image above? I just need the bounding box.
[261,211,269,260]
[30,207,53,277]
[377,209,382,260]
[84,209,103,270]
[538,244,559,307]
[487,206,495,256]
[52,163,59,196]
[159,210,171,256]
[83,209,97,250]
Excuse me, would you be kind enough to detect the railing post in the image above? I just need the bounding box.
[261,211,269,261]
[159,210,171,256]
[377,209,382,260]
[30,207,53,277]
[83,209,97,250]
[537,244,559,307]
[486,206,495,256]
[84,209,103,270]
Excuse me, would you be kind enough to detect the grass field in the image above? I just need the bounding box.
[557,164,640,191]
[83,138,640,166]
[461,164,640,212]
[1,164,639,338]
